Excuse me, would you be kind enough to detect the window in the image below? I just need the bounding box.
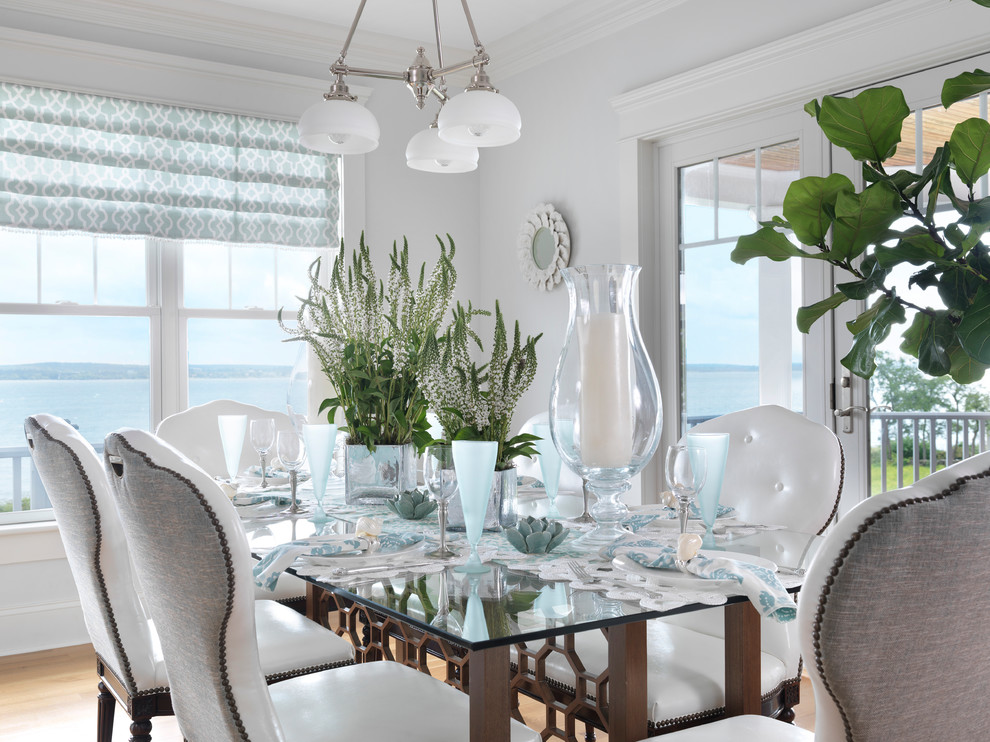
[678,140,804,430]
[0,82,340,523]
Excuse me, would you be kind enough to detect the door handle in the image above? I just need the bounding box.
[833,405,868,418]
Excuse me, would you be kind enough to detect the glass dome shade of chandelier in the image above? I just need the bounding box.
[406,127,479,173]
[297,97,380,154]
[437,89,521,148]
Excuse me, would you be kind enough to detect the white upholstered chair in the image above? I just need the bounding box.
[103,427,541,742]
[156,400,309,606]
[513,405,842,736]
[639,449,990,742]
[25,414,354,742]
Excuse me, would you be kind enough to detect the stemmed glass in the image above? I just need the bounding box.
[532,423,562,519]
[664,444,707,535]
[277,429,308,516]
[425,444,459,558]
[249,418,276,489]
[686,432,730,548]
[217,415,248,484]
[303,423,337,523]
[452,440,498,574]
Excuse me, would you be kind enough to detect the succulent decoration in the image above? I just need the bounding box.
[280,233,458,452]
[732,16,990,384]
[504,516,569,554]
[385,489,438,520]
[419,301,542,469]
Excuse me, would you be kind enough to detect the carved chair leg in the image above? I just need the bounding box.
[583,721,597,741]
[97,681,115,742]
[778,707,797,724]
[128,717,152,742]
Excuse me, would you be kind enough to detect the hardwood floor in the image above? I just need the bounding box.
[0,643,815,741]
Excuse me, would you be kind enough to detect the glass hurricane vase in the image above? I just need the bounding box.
[549,264,662,547]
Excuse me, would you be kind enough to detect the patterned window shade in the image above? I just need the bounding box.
[0,82,340,248]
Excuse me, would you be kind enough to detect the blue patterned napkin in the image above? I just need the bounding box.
[253,535,368,591]
[622,514,660,531]
[233,491,291,506]
[609,538,795,622]
[654,502,735,520]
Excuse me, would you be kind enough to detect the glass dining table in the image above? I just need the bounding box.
[242,482,821,742]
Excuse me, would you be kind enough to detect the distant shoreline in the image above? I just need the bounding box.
[0,362,292,380]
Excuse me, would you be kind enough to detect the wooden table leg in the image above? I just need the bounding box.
[469,644,511,742]
[306,582,321,622]
[724,600,762,716]
[607,621,648,742]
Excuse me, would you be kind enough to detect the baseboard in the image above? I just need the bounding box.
[0,599,88,656]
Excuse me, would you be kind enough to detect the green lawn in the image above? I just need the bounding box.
[870,461,933,494]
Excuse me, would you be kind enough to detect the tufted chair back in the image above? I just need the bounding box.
[23,414,163,694]
[156,399,295,479]
[685,405,843,534]
[104,428,284,742]
[797,450,990,741]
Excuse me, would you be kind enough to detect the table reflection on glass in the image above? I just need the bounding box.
[243,483,820,742]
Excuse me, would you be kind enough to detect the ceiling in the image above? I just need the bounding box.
[211,0,582,51]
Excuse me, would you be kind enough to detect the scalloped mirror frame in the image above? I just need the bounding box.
[518,203,570,291]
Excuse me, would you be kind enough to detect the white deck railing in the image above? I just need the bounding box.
[871,411,990,493]
[0,445,48,513]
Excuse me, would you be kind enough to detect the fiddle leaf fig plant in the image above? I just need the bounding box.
[732,58,990,384]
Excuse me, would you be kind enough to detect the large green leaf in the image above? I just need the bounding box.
[903,145,950,200]
[831,181,904,260]
[781,174,855,245]
[949,117,990,188]
[796,292,848,334]
[956,285,990,363]
[730,227,831,264]
[949,342,989,384]
[841,295,906,378]
[899,311,930,358]
[818,87,911,163]
[917,312,954,376]
[941,68,990,109]
[874,228,946,269]
[938,265,981,311]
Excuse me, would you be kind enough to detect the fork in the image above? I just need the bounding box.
[565,559,601,583]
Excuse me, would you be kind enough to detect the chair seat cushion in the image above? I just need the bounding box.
[258,570,308,603]
[254,600,354,679]
[270,660,541,741]
[514,622,787,724]
[637,714,813,741]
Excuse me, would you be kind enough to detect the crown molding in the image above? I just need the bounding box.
[610,0,990,141]
[0,0,472,74]
[489,0,689,81]
[0,26,373,119]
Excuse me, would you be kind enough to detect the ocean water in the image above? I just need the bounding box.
[0,368,802,507]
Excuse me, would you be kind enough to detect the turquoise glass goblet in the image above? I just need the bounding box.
[687,432,730,548]
[452,440,498,574]
[303,423,337,523]
[533,422,563,519]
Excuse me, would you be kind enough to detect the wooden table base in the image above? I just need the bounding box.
[724,600,763,717]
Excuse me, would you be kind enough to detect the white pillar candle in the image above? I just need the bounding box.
[578,312,634,467]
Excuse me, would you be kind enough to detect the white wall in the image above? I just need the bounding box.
[477,0,894,441]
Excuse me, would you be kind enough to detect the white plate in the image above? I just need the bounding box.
[299,535,430,566]
[611,549,777,588]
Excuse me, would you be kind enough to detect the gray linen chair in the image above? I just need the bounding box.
[511,405,842,736]
[102,426,541,742]
[155,399,310,608]
[25,414,354,742]
[637,448,990,742]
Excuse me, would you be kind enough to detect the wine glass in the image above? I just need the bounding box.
[277,429,308,516]
[303,423,337,523]
[249,418,276,489]
[425,444,459,558]
[217,415,248,483]
[532,422,562,519]
[686,432,730,548]
[452,440,498,574]
[664,444,707,535]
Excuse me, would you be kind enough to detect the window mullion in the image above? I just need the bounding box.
[158,238,184,423]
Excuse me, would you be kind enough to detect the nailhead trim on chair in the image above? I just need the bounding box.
[264,658,355,684]
[810,466,990,742]
[110,433,251,742]
[30,420,139,696]
[817,441,846,536]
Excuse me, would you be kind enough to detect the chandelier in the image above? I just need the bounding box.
[297,0,521,173]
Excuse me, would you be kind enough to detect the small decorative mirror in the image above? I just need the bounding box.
[518,203,570,291]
